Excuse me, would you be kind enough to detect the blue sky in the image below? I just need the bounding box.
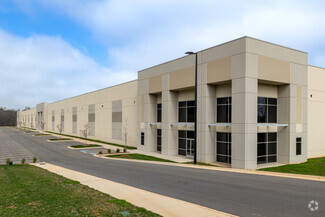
[1,0,325,109]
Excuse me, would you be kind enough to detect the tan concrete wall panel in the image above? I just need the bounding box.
[216,83,231,97]
[207,57,231,84]
[258,83,278,98]
[296,85,302,124]
[141,95,145,123]
[149,75,162,94]
[258,56,290,83]
[169,67,195,90]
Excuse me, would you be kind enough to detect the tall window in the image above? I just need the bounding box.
[141,132,145,145]
[178,101,195,122]
[216,132,231,164]
[178,130,194,156]
[258,97,277,123]
[296,137,302,155]
[157,104,162,122]
[217,97,232,123]
[257,133,277,164]
[157,129,161,152]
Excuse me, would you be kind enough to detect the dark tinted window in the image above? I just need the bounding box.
[296,137,302,155]
[157,104,162,122]
[178,101,195,122]
[257,133,277,164]
[216,132,231,164]
[258,97,277,123]
[258,105,267,123]
[141,132,145,145]
[216,97,231,123]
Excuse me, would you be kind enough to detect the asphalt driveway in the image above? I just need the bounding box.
[1,127,324,217]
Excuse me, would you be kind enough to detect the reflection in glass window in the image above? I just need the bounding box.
[258,97,277,123]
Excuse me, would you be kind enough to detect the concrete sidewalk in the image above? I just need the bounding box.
[33,162,236,217]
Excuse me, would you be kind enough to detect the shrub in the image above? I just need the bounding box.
[107,149,111,154]
[6,158,10,165]
[33,156,37,163]
[116,148,120,153]
[123,147,127,153]
[21,158,26,164]
[98,150,103,155]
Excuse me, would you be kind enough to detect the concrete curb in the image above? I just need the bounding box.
[96,155,325,182]
[32,162,237,217]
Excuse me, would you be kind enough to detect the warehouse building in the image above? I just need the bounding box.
[18,36,325,169]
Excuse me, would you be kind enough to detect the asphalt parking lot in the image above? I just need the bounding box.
[1,127,324,217]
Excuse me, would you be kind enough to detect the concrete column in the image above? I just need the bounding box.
[162,73,178,156]
[144,94,157,151]
[197,58,217,162]
[231,53,258,169]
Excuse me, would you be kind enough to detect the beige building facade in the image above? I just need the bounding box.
[18,37,325,169]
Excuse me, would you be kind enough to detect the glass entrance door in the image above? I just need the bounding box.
[186,139,194,157]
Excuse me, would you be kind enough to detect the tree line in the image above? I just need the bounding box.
[0,107,17,126]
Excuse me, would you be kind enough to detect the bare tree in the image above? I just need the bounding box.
[0,108,17,126]
[122,117,129,152]
[56,122,64,137]
[23,106,31,111]
[80,123,90,144]
[18,121,22,127]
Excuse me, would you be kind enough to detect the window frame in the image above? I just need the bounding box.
[157,104,162,122]
[178,100,195,123]
[257,97,277,123]
[141,132,145,145]
[296,137,302,155]
[157,129,161,152]
[216,97,232,123]
[178,130,195,156]
[257,132,277,164]
[216,132,232,164]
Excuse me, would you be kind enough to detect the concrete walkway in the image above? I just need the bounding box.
[33,162,236,217]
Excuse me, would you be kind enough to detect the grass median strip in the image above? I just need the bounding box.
[259,157,325,177]
[33,134,51,136]
[106,153,176,163]
[70,144,103,148]
[0,165,159,216]
[48,138,72,141]
[45,131,137,150]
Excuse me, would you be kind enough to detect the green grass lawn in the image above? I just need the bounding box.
[106,154,176,163]
[33,134,51,136]
[45,131,137,150]
[70,144,103,148]
[0,165,159,216]
[259,157,325,176]
[48,138,72,141]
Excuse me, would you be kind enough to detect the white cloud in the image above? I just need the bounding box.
[0,29,136,109]
[33,0,325,69]
[2,0,325,109]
